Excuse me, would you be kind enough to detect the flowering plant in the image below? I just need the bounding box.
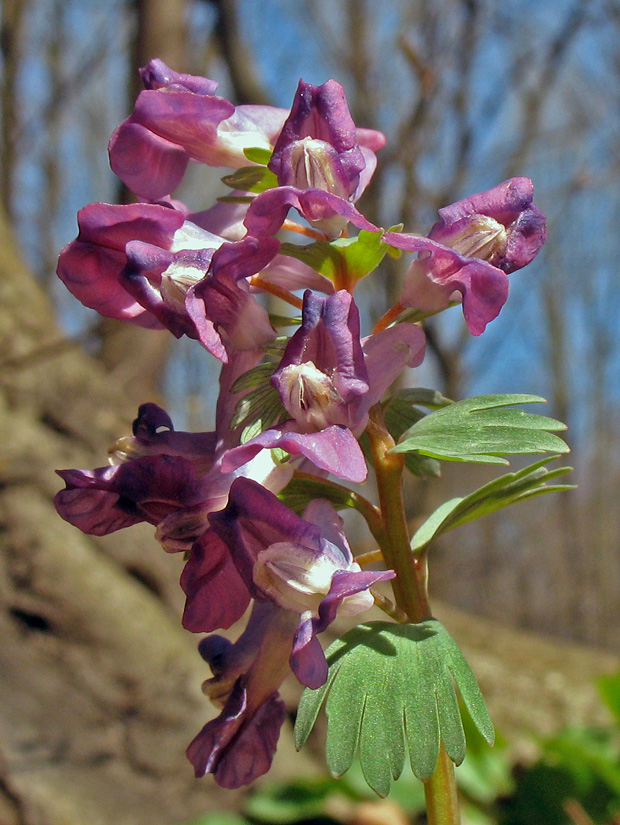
[55,61,571,822]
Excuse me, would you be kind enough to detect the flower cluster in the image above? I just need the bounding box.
[55,61,546,788]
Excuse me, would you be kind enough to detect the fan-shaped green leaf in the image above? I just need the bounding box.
[295,621,494,797]
[391,394,569,464]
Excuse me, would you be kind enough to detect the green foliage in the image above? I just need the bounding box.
[382,388,453,477]
[280,230,388,287]
[243,146,273,165]
[221,165,279,193]
[390,394,569,465]
[295,620,493,797]
[277,476,358,515]
[230,361,287,441]
[410,456,574,553]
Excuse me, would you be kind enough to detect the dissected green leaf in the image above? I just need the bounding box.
[231,361,279,393]
[391,394,569,464]
[295,620,494,797]
[410,456,574,553]
[243,146,273,165]
[280,230,388,287]
[382,388,453,478]
[221,165,278,193]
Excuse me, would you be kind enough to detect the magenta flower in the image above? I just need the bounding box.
[244,184,379,239]
[269,79,385,202]
[109,59,288,199]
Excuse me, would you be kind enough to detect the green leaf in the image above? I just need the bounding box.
[281,230,388,287]
[382,389,453,478]
[391,394,569,465]
[278,476,358,515]
[295,620,494,797]
[410,456,574,553]
[243,146,273,165]
[597,671,620,728]
[221,165,278,193]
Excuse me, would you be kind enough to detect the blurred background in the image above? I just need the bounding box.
[1,1,620,823]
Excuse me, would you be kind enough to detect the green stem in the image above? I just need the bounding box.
[366,404,431,623]
[366,404,460,825]
[424,742,461,825]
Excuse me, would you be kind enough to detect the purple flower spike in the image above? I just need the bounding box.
[428,177,546,274]
[109,60,288,199]
[272,289,369,432]
[270,79,367,200]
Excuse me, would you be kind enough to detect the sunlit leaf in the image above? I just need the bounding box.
[382,388,453,477]
[410,456,574,553]
[243,146,273,165]
[281,230,388,286]
[391,394,569,464]
[295,620,494,797]
[221,165,278,193]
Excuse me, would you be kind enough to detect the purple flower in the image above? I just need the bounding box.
[269,79,385,202]
[109,59,289,199]
[270,289,425,434]
[208,478,394,688]
[382,178,546,335]
[428,177,546,273]
[187,603,298,787]
[244,185,379,239]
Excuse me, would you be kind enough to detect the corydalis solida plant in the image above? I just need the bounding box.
[55,62,569,819]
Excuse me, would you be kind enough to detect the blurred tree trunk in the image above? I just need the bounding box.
[99,0,190,400]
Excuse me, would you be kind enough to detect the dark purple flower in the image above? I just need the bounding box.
[109,59,288,199]
[187,603,298,787]
[208,478,394,688]
[269,79,384,202]
[54,454,200,536]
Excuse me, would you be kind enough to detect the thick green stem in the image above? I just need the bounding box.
[366,404,460,824]
[425,742,461,825]
[366,404,431,623]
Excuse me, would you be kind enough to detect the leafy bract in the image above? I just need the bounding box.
[410,456,574,553]
[390,394,569,465]
[221,165,278,193]
[295,620,494,797]
[230,361,286,441]
[278,476,358,515]
[280,230,387,287]
[243,146,273,165]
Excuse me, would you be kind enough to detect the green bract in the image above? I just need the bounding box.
[390,394,569,464]
[221,165,278,193]
[294,620,494,797]
[281,229,388,286]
